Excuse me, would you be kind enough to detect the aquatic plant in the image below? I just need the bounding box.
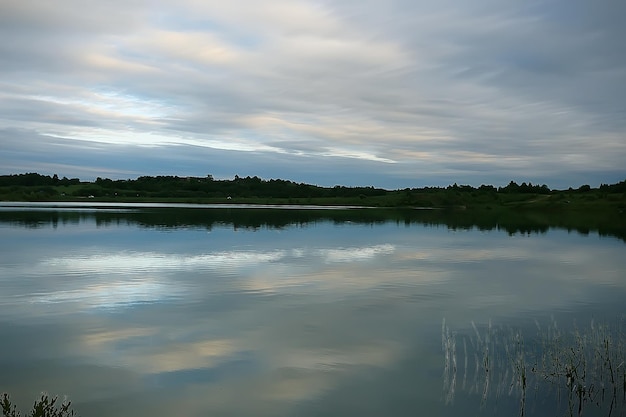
[1,393,77,417]
[442,317,626,417]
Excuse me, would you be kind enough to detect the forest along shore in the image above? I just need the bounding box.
[0,173,625,211]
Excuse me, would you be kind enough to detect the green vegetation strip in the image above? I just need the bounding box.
[1,173,625,211]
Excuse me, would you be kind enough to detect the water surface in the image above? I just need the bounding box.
[0,204,624,416]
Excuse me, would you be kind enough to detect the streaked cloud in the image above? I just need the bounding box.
[1,0,625,187]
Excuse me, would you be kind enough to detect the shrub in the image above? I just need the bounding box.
[1,393,77,417]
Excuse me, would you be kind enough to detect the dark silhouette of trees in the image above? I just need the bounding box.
[1,173,625,208]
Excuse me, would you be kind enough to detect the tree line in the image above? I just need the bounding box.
[0,172,624,206]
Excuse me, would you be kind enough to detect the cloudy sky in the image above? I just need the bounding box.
[1,0,625,189]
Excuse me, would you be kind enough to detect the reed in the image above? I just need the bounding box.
[442,317,625,416]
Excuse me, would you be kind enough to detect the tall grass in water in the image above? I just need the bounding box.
[442,317,626,417]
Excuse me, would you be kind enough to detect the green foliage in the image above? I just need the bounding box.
[1,394,76,417]
[0,173,625,211]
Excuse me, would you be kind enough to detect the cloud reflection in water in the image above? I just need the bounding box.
[13,243,400,310]
[2,216,626,417]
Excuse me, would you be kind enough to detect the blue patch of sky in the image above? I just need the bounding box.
[148,10,262,50]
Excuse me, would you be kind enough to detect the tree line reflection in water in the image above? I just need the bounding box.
[1,206,625,243]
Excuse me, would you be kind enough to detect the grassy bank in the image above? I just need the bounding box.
[1,185,625,213]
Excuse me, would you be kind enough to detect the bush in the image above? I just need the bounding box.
[1,394,77,417]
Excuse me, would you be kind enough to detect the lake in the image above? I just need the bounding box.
[1,203,624,417]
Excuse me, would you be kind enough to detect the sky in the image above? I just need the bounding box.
[1,0,625,189]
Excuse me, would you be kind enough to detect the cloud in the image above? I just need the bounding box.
[0,0,624,188]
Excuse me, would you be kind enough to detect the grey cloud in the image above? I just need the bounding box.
[0,0,624,187]
[0,128,399,187]
[0,1,146,35]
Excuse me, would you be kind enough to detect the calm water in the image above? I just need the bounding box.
[0,204,624,417]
